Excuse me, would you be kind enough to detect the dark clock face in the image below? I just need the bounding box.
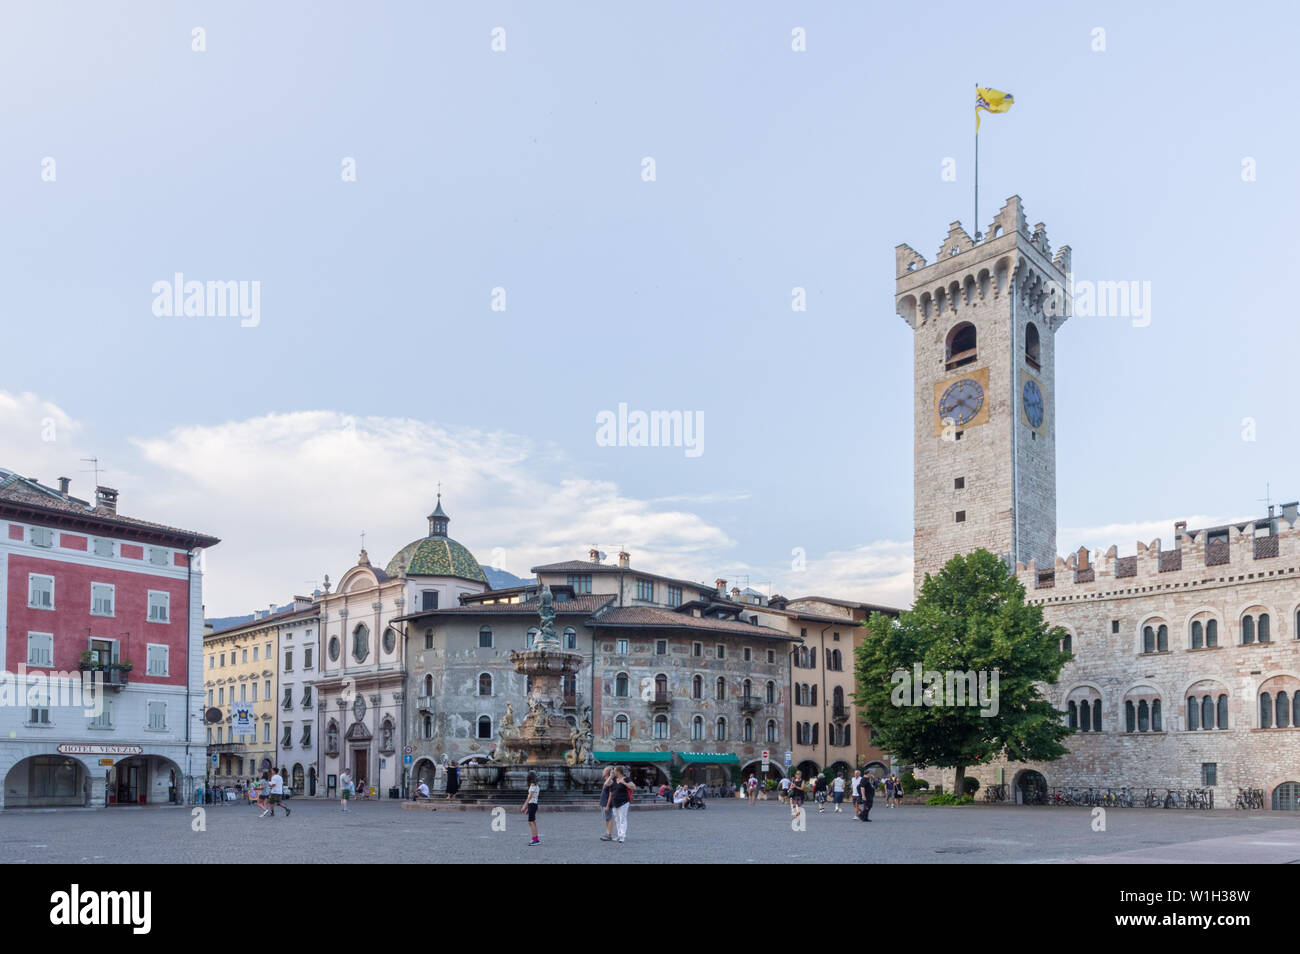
[1023,379,1044,428]
[938,378,985,426]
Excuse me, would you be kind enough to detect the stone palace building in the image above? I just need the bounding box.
[896,195,1300,809]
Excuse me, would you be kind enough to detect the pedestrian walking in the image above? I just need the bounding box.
[832,773,846,813]
[789,771,805,821]
[883,775,895,807]
[521,771,541,845]
[256,770,270,814]
[858,774,875,822]
[609,766,634,843]
[340,768,354,812]
[779,775,791,804]
[264,767,290,817]
[598,767,615,841]
[850,769,863,813]
[890,774,901,806]
[746,773,759,805]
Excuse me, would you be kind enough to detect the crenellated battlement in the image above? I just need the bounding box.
[1017,503,1300,600]
[895,195,1071,332]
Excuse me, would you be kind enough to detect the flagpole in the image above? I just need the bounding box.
[974,84,980,242]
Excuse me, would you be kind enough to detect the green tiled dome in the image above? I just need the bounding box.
[385,535,487,583]
[384,494,487,583]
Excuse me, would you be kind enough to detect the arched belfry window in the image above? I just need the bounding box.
[1025,321,1041,369]
[945,322,978,370]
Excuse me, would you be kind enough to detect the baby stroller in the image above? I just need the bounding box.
[685,784,708,809]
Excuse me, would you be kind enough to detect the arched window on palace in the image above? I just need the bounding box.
[478,673,492,696]
[615,672,629,697]
[477,716,491,739]
[766,680,776,704]
[716,717,727,741]
[691,716,704,741]
[766,720,777,743]
[692,675,702,699]
[653,714,668,739]
[716,676,726,702]
[743,718,753,742]
[614,715,629,739]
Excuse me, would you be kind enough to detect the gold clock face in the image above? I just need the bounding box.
[939,379,984,426]
[932,366,990,435]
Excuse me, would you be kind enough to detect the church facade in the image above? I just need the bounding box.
[897,196,1300,809]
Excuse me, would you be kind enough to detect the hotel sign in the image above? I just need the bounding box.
[57,743,143,756]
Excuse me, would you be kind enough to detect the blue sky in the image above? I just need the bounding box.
[2,1,1297,614]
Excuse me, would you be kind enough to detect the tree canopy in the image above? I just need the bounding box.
[853,549,1073,793]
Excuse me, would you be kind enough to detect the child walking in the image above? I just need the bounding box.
[521,771,540,846]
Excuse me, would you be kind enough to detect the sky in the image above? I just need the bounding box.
[2,1,1297,615]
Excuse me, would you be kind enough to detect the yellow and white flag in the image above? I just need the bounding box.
[975,87,1013,130]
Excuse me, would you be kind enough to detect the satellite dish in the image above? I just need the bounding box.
[204,707,222,724]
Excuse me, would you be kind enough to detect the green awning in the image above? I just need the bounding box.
[593,751,672,763]
[677,752,740,764]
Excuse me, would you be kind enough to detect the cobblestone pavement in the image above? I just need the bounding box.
[4,798,1300,863]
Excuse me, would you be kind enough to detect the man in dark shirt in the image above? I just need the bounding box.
[598,767,615,841]
[859,773,875,822]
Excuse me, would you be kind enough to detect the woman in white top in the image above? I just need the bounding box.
[521,771,540,846]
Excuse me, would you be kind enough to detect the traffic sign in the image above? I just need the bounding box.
[211,754,218,766]
[403,745,413,755]
[784,751,792,767]
[761,749,769,760]
[403,754,413,765]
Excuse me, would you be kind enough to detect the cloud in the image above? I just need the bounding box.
[131,409,739,613]
[701,539,914,612]
[0,391,83,481]
[1060,515,1232,557]
[0,391,913,616]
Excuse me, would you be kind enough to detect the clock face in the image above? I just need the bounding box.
[1023,379,1044,429]
[938,378,985,426]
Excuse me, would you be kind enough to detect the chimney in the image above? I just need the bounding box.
[1174,521,1187,549]
[617,550,630,569]
[589,548,601,564]
[1283,502,1299,526]
[57,477,70,495]
[715,578,726,597]
[95,486,119,515]
[730,586,741,601]
[1076,546,1089,570]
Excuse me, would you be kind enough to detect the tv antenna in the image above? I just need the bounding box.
[79,457,104,486]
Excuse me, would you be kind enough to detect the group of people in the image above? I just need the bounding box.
[773,769,906,822]
[658,782,705,808]
[243,767,292,818]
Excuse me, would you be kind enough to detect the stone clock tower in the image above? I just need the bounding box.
[895,195,1070,593]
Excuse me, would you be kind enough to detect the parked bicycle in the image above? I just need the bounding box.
[1235,788,1264,810]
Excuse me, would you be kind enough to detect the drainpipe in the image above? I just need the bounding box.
[787,646,795,771]
[820,624,830,772]
[185,538,197,803]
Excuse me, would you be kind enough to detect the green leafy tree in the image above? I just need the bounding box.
[853,549,1073,795]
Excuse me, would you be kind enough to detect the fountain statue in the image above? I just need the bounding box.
[474,585,603,791]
